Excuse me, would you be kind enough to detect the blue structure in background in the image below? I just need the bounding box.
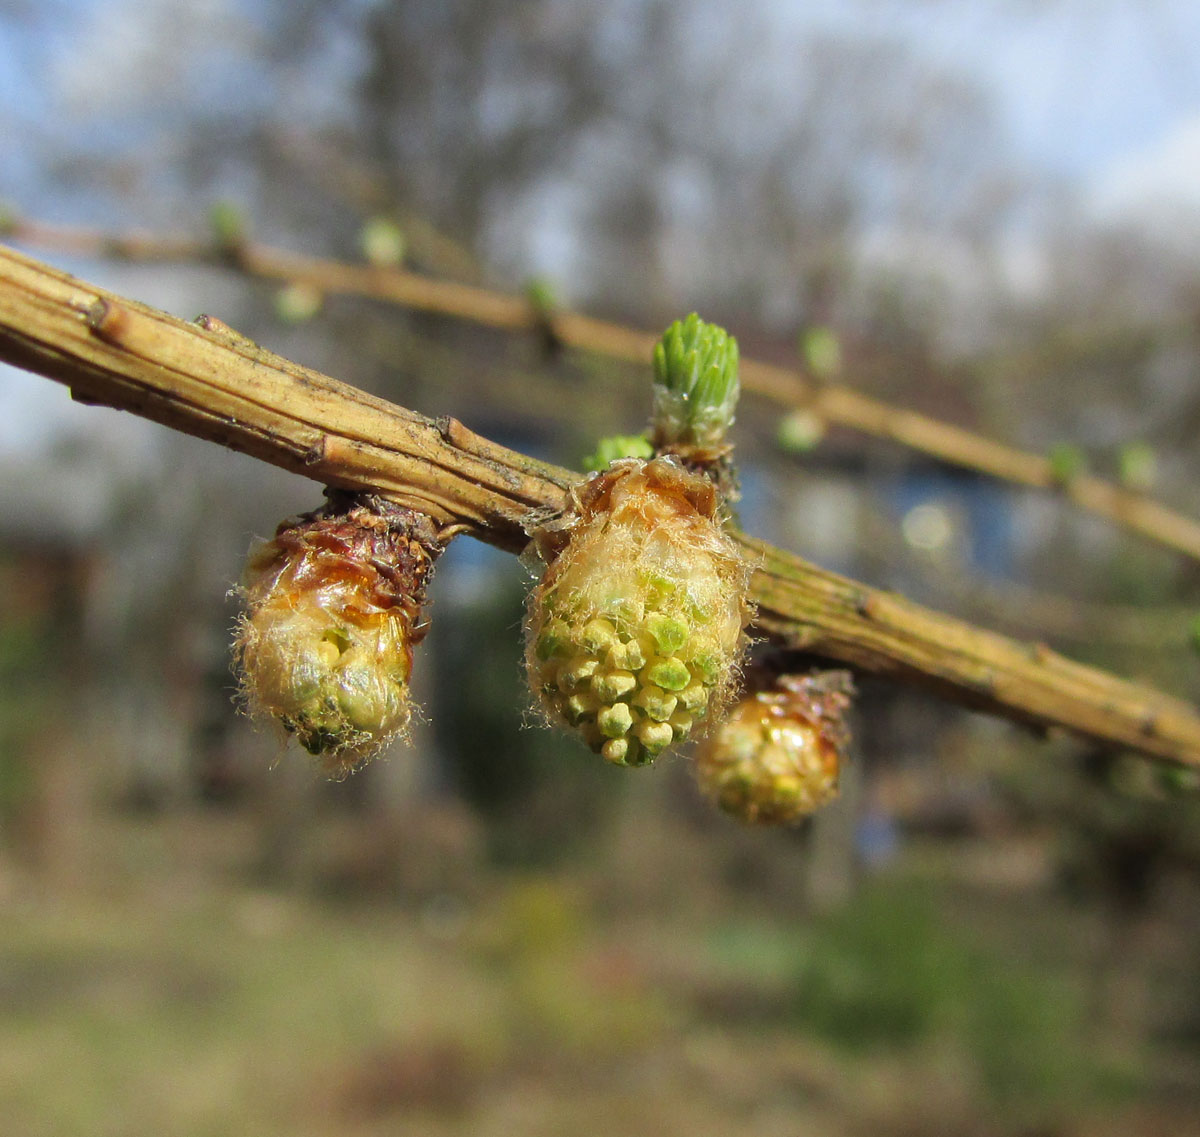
[889,467,1017,580]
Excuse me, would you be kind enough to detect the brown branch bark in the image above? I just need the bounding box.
[10,216,1200,564]
[1,241,1198,768]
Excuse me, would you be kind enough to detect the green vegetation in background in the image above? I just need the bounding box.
[704,880,1137,1115]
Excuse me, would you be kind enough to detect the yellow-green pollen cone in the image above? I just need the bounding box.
[693,672,853,824]
[526,457,753,767]
[235,494,440,778]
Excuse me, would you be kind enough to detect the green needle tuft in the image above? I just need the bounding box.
[651,313,740,450]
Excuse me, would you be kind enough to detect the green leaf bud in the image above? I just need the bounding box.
[525,277,559,316]
[1117,442,1157,491]
[359,216,407,267]
[1158,764,1200,795]
[777,409,826,454]
[274,281,323,324]
[651,313,740,452]
[1049,442,1087,485]
[583,434,654,472]
[209,200,247,253]
[1189,615,1200,656]
[801,326,843,380]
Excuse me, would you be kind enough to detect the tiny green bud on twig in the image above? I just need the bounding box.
[800,326,843,380]
[651,313,740,456]
[1158,764,1200,795]
[235,493,442,778]
[525,277,562,356]
[209,201,247,255]
[1048,442,1087,486]
[525,277,559,317]
[274,281,323,324]
[777,409,826,454]
[1117,442,1157,491]
[583,433,654,472]
[359,217,407,268]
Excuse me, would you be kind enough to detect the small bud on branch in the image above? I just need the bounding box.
[694,670,853,824]
[526,458,753,766]
[2,244,1199,770]
[235,492,442,778]
[651,313,740,456]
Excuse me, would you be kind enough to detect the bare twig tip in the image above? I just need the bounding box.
[436,414,458,443]
[194,313,256,348]
[83,297,129,345]
[853,591,875,619]
[302,436,328,466]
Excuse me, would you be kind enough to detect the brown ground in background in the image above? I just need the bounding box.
[1,801,1198,1137]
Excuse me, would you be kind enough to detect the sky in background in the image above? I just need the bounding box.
[780,0,1200,185]
[2,0,1199,225]
[3,0,1200,462]
[5,0,1200,215]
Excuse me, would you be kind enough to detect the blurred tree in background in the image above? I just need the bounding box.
[3,2,1200,1134]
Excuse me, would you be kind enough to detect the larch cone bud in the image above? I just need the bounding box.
[234,492,440,778]
[693,671,853,824]
[526,457,753,767]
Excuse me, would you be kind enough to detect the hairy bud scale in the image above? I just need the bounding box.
[235,493,440,778]
[526,457,752,766]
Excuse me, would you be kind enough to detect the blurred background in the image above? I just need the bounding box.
[3,1,1200,1133]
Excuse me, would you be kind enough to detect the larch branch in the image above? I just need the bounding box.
[9,216,1200,564]
[1,242,1197,768]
